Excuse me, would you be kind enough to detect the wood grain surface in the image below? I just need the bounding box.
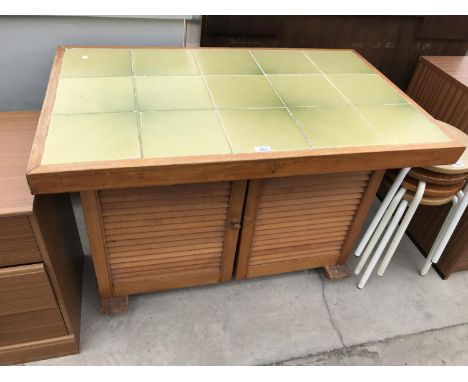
[0,111,39,216]
[236,172,373,279]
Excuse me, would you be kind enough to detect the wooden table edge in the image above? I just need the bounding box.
[26,142,464,194]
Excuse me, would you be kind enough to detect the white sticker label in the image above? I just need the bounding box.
[452,160,464,168]
[255,145,272,153]
[81,55,89,60]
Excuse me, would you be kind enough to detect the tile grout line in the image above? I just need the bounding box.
[129,49,144,158]
[190,50,234,154]
[301,50,389,145]
[51,103,411,117]
[248,50,315,149]
[61,73,380,79]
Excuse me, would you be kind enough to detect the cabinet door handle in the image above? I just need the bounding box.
[231,222,241,230]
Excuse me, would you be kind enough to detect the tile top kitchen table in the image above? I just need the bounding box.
[26,47,464,194]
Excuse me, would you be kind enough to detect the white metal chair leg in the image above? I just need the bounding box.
[354,167,410,257]
[358,200,408,289]
[420,193,460,276]
[354,187,406,275]
[420,184,468,275]
[434,191,462,251]
[377,181,426,276]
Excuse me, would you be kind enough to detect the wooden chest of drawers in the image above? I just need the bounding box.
[0,112,83,365]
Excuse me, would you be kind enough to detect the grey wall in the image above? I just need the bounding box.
[0,16,190,111]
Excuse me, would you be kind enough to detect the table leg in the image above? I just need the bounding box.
[100,295,129,314]
[323,264,351,280]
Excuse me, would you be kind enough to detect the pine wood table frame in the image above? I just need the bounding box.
[26,46,465,313]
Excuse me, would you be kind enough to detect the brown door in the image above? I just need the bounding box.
[82,181,246,297]
[236,172,377,279]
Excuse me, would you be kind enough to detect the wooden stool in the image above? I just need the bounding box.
[355,121,468,288]
[386,172,466,198]
[408,168,467,186]
[418,123,468,276]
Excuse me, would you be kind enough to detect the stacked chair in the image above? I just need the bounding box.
[353,122,468,288]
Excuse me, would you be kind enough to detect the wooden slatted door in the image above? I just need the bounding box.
[81,181,246,300]
[236,171,384,279]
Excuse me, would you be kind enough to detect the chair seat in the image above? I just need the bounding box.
[381,177,457,206]
[385,172,466,198]
[402,191,455,206]
[424,122,468,175]
[409,168,468,185]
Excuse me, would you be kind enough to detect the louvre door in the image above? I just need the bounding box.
[236,172,378,279]
[84,181,246,297]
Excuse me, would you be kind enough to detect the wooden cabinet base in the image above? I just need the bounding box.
[81,181,247,308]
[82,171,383,312]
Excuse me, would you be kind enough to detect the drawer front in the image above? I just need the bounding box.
[0,216,42,267]
[0,264,67,347]
[237,172,372,278]
[97,181,246,295]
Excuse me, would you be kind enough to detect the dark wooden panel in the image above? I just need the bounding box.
[204,15,284,37]
[31,193,84,341]
[407,57,468,132]
[416,16,468,40]
[201,16,468,90]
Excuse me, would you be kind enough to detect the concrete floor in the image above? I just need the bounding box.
[27,199,468,365]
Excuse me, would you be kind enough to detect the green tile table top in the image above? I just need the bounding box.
[41,113,141,164]
[205,75,283,109]
[133,49,200,76]
[329,75,407,105]
[135,76,213,111]
[291,106,385,148]
[268,75,347,107]
[356,104,451,145]
[219,109,311,153]
[60,48,133,77]
[53,77,136,114]
[140,110,231,157]
[251,50,319,74]
[39,47,454,167]
[304,50,375,74]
